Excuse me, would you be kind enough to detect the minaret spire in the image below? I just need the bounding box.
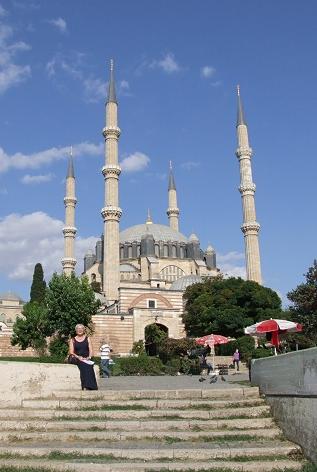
[107,58,117,104]
[61,147,77,275]
[167,161,180,232]
[235,86,262,284]
[101,60,122,302]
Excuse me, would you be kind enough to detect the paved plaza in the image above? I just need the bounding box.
[98,372,249,390]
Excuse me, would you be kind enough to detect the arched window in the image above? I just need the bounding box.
[160,265,185,282]
[163,245,168,257]
[172,245,177,258]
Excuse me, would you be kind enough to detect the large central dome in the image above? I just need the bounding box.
[120,223,188,243]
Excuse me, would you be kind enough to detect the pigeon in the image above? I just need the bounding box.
[209,375,218,384]
[199,377,206,382]
[221,376,226,382]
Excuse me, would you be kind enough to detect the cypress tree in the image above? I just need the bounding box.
[30,263,46,304]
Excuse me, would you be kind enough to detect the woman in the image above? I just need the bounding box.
[69,324,98,390]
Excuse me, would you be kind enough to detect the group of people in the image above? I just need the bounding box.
[68,324,112,391]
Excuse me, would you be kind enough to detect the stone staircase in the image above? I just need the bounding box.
[0,386,306,471]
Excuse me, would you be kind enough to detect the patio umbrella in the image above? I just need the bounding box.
[196,334,230,368]
[244,319,302,354]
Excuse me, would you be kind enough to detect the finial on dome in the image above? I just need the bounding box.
[146,208,153,224]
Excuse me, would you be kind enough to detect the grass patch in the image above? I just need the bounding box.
[77,404,150,411]
[0,468,72,472]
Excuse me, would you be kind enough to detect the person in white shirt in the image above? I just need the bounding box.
[100,341,112,378]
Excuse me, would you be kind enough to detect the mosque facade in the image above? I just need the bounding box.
[0,61,262,358]
[61,62,262,355]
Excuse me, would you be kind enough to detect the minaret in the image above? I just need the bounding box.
[167,161,180,232]
[236,86,262,284]
[61,147,77,275]
[101,60,122,303]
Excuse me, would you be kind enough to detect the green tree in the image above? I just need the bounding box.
[11,302,49,355]
[46,273,100,342]
[183,276,283,338]
[30,263,46,304]
[287,260,317,344]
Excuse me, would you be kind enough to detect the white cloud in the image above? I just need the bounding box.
[83,77,106,103]
[120,152,150,173]
[181,161,200,171]
[0,212,98,281]
[48,17,67,34]
[151,53,181,74]
[0,4,7,17]
[21,173,54,184]
[120,80,129,90]
[201,65,216,78]
[46,53,129,103]
[0,17,31,94]
[217,251,246,279]
[0,142,103,174]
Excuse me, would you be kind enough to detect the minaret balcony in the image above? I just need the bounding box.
[61,257,77,268]
[236,147,253,159]
[62,226,77,236]
[102,164,121,178]
[101,205,122,222]
[241,222,260,234]
[102,126,121,139]
[167,208,180,217]
[63,196,77,206]
[239,183,256,195]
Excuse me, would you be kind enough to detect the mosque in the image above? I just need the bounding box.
[0,62,262,356]
[60,62,262,355]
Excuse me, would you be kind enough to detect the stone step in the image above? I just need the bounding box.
[20,398,267,411]
[39,387,259,401]
[0,428,283,442]
[0,443,300,460]
[0,417,275,432]
[0,407,270,421]
[0,458,304,472]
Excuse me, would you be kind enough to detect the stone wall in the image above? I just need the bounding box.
[0,360,99,406]
[251,347,317,464]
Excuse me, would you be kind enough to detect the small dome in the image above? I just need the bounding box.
[206,245,214,254]
[0,291,23,302]
[120,223,188,243]
[189,233,199,242]
[170,274,202,291]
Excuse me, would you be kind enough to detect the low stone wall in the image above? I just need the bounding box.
[0,360,99,406]
[251,347,317,464]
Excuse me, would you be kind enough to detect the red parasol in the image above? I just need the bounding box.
[244,319,302,351]
[196,334,230,347]
[196,334,230,368]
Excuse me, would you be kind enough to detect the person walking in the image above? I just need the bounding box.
[100,341,112,378]
[232,348,240,372]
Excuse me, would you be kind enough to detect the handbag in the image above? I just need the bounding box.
[67,354,79,365]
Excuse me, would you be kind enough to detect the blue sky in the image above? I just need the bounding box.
[0,0,316,303]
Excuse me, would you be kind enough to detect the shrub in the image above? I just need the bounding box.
[252,347,273,359]
[49,336,69,362]
[111,353,164,376]
[158,337,197,364]
[131,340,145,355]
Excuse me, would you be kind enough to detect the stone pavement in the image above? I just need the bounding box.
[98,372,249,390]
